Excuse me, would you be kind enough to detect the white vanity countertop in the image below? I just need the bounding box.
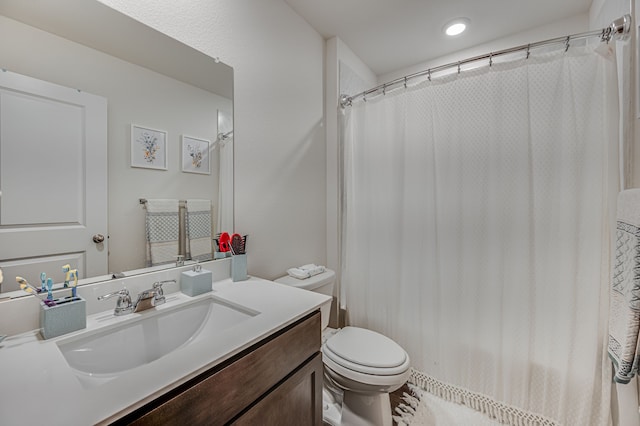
[0,277,331,425]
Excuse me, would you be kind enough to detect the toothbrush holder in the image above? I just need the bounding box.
[39,296,86,339]
[231,254,248,282]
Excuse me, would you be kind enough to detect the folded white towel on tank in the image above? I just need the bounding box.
[287,264,326,280]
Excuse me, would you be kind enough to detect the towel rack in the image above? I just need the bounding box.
[139,198,187,205]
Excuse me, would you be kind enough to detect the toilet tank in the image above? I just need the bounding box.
[275,269,335,330]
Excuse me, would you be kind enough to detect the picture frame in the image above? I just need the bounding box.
[181,135,211,175]
[131,124,167,170]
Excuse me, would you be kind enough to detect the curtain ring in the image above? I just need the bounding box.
[526,44,531,59]
[404,77,408,88]
[383,84,386,96]
[564,36,570,52]
[489,52,493,67]
[457,62,461,74]
[427,69,431,82]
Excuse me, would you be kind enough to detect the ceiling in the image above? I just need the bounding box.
[284,0,593,76]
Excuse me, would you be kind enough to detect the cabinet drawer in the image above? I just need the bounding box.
[125,310,321,425]
[232,353,323,425]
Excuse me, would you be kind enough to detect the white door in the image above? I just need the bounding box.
[0,70,107,293]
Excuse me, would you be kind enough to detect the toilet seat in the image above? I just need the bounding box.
[322,327,410,376]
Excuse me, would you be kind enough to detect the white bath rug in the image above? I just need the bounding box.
[395,384,503,426]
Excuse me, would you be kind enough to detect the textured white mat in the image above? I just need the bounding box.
[395,384,503,426]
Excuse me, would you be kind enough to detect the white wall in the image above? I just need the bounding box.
[98,0,326,280]
[325,38,376,279]
[324,37,376,325]
[591,0,630,27]
[0,15,231,275]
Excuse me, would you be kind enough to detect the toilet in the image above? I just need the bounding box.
[275,269,410,426]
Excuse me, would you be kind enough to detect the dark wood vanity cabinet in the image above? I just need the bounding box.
[118,310,322,426]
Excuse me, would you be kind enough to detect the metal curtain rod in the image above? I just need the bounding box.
[340,14,632,108]
[217,130,233,141]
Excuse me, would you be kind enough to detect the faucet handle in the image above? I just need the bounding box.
[153,280,175,289]
[152,280,174,305]
[97,288,129,300]
[97,288,133,316]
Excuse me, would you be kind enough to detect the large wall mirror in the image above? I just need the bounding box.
[0,0,233,296]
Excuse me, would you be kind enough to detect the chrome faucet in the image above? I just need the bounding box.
[97,288,133,316]
[98,280,175,316]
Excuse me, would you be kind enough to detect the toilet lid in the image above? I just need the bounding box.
[324,327,407,370]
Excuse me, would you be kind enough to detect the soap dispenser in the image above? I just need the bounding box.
[180,263,213,296]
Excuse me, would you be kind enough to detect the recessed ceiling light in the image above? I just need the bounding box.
[444,18,469,37]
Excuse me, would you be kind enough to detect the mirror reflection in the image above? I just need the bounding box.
[0,1,233,296]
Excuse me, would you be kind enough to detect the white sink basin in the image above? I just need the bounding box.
[57,296,256,385]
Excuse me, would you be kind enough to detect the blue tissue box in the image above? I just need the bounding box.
[181,268,213,296]
[40,296,86,339]
[232,254,248,282]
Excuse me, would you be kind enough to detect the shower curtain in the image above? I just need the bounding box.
[341,46,619,425]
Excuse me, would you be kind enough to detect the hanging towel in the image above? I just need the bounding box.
[186,199,213,262]
[145,199,180,266]
[609,189,640,383]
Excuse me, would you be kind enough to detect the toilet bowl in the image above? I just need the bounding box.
[275,269,410,426]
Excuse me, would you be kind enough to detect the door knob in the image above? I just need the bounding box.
[93,234,105,243]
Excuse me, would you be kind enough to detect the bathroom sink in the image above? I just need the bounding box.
[57,296,256,381]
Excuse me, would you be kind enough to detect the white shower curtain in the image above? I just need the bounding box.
[342,46,619,425]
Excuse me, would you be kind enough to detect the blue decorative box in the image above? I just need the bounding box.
[39,296,86,339]
[181,265,213,296]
